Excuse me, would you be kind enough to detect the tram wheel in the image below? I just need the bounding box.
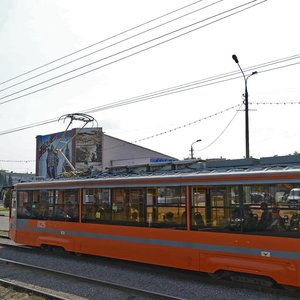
[229,272,274,287]
[282,285,300,292]
[40,244,51,251]
[208,270,230,280]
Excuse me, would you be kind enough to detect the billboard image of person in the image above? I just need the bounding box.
[36,128,102,178]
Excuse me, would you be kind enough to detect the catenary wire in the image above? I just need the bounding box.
[0,160,35,163]
[3,104,241,162]
[0,52,299,137]
[132,104,241,144]
[2,50,299,112]
[0,0,259,102]
[0,0,223,93]
[197,103,243,152]
[3,101,300,164]
[0,0,266,106]
[0,0,207,86]
[82,57,300,116]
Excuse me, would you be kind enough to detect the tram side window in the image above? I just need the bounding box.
[191,186,239,231]
[82,188,111,223]
[190,188,207,230]
[52,189,79,222]
[190,184,296,234]
[38,190,56,220]
[38,191,53,219]
[146,187,186,229]
[189,183,300,236]
[240,184,300,235]
[127,188,145,223]
[111,188,145,225]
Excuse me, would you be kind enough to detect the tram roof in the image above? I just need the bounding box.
[15,154,300,187]
[91,154,300,177]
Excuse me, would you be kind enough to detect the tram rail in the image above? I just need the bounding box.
[0,278,67,300]
[1,239,300,299]
[0,256,184,300]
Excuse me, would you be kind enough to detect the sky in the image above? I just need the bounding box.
[0,0,300,173]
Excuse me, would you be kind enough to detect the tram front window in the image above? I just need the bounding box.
[16,189,79,222]
[17,191,31,218]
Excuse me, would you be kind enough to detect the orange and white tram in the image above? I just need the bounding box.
[8,158,300,288]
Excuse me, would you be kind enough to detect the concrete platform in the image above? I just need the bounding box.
[0,214,9,232]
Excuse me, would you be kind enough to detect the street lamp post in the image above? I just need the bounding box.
[232,54,257,159]
[190,139,202,159]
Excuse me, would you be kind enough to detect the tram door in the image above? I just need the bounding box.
[8,189,17,240]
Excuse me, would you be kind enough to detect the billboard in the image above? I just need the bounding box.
[36,128,102,178]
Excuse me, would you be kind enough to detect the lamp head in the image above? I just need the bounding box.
[232,54,239,64]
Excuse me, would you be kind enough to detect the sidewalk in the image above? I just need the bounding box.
[0,214,9,233]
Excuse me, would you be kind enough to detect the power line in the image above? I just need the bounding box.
[3,100,300,164]
[132,104,241,143]
[0,0,258,102]
[0,0,207,87]
[0,0,266,106]
[198,103,243,152]
[4,104,241,162]
[0,160,35,163]
[106,100,300,152]
[250,101,300,105]
[0,118,58,136]
[0,0,223,94]
[0,52,299,137]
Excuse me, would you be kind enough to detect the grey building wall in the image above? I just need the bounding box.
[102,134,177,169]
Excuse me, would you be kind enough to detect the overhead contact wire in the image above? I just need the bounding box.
[0,0,266,106]
[0,0,207,86]
[0,0,223,93]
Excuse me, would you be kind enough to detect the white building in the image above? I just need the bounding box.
[36,128,177,178]
[102,134,176,168]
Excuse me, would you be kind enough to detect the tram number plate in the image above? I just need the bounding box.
[37,221,46,228]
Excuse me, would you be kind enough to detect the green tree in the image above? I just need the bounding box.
[4,189,11,208]
[8,174,13,186]
[3,174,7,187]
[0,172,4,186]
